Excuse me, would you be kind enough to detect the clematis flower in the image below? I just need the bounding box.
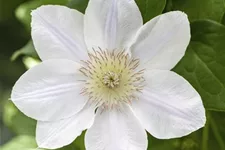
[11,0,206,149]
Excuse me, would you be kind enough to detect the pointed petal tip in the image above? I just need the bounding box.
[132,70,206,139]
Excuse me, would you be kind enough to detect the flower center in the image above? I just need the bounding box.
[79,49,145,108]
[103,71,120,88]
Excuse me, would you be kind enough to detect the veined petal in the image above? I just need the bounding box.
[84,0,142,51]
[132,70,206,139]
[130,11,190,70]
[85,105,147,150]
[31,5,87,62]
[11,59,88,121]
[36,104,96,149]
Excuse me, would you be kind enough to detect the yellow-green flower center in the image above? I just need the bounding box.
[103,71,120,88]
[79,49,145,108]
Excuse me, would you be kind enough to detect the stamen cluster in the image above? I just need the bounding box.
[79,48,145,108]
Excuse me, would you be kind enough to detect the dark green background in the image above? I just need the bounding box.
[0,0,225,149]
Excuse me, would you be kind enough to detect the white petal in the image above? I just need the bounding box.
[11,59,87,121]
[85,105,147,150]
[36,104,96,149]
[84,0,142,51]
[130,11,190,70]
[132,70,206,139]
[31,5,87,62]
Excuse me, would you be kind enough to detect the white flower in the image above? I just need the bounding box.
[11,0,206,149]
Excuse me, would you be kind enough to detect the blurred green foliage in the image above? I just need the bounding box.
[0,0,225,150]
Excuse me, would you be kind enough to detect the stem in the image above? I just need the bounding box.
[209,113,225,149]
[202,112,209,150]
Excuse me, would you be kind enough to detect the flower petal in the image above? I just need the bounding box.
[31,5,87,62]
[132,70,206,139]
[85,105,147,150]
[130,11,190,70]
[36,103,96,149]
[84,0,142,51]
[11,59,87,121]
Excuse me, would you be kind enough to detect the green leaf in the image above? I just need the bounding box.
[135,0,166,23]
[193,111,225,150]
[172,0,225,22]
[0,54,26,85]
[15,0,68,30]
[15,0,41,30]
[58,132,85,150]
[0,136,39,150]
[22,56,41,69]
[207,112,225,149]
[11,40,38,61]
[173,20,225,111]
[163,0,173,12]
[221,12,225,25]
[0,0,26,22]
[40,0,68,5]
[148,135,180,150]
[3,100,36,136]
[67,0,89,13]
[180,138,199,150]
